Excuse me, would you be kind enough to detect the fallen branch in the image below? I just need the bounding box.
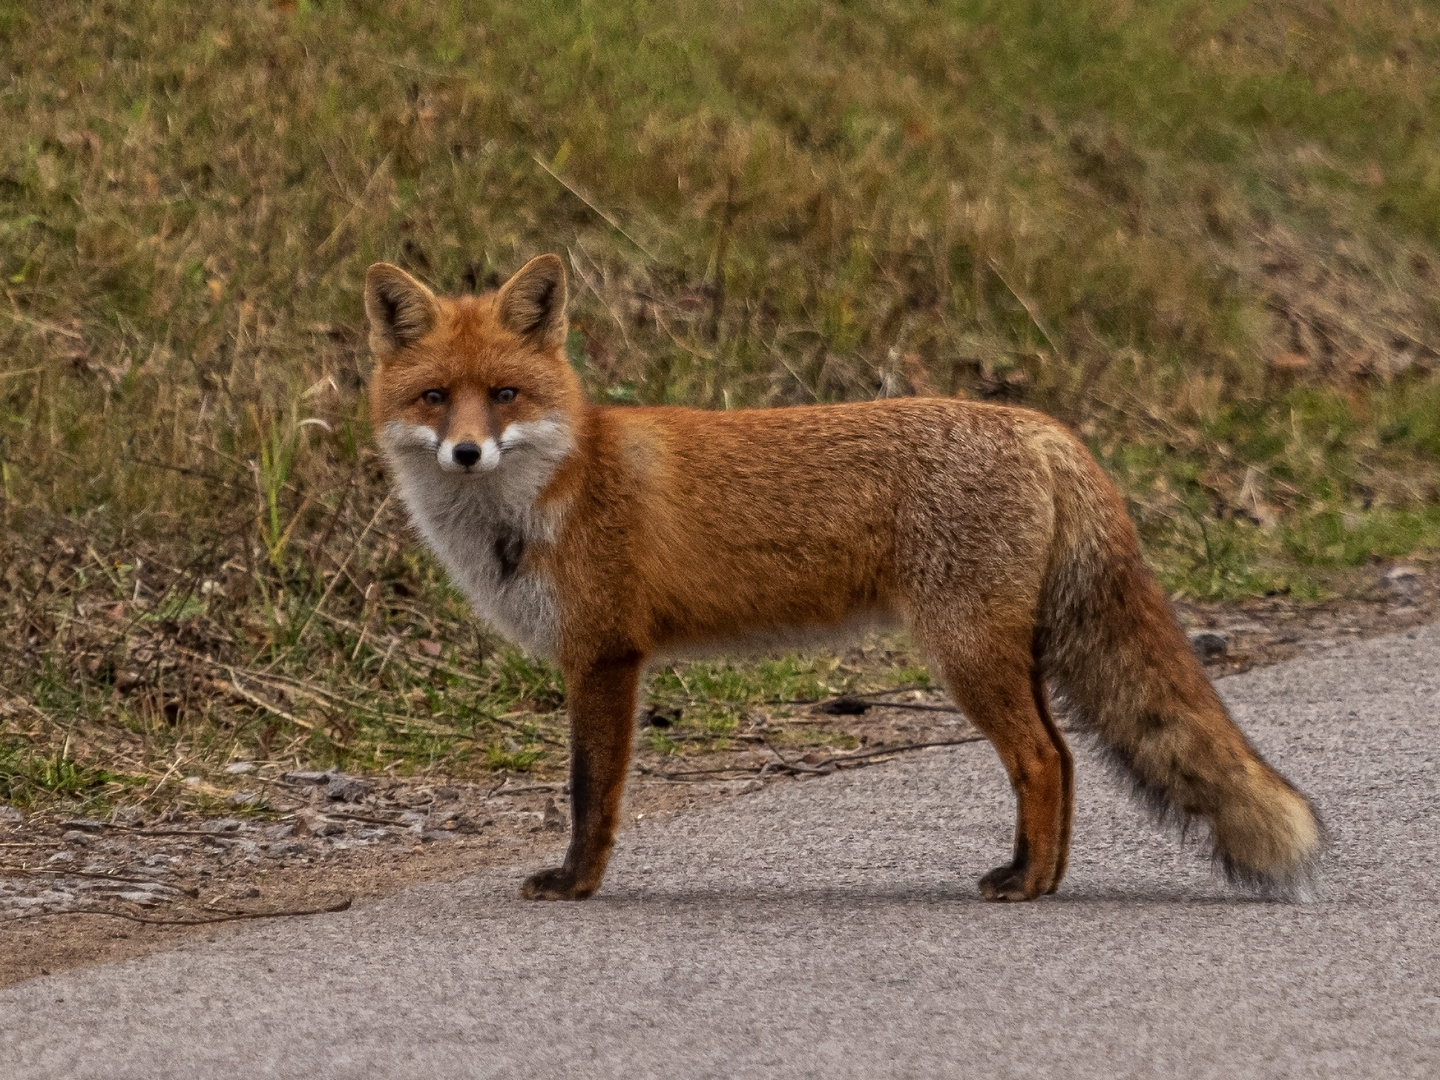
[63,823,243,838]
[486,780,565,797]
[13,895,353,926]
[227,675,312,731]
[0,865,198,893]
[818,736,987,767]
[638,735,990,782]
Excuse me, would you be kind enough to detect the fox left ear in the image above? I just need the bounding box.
[495,254,568,349]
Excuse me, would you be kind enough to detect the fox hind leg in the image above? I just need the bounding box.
[923,618,1072,901]
[1030,661,1074,893]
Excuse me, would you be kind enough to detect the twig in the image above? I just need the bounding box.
[767,339,821,402]
[639,736,989,782]
[818,736,987,766]
[633,766,766,783]
[865,702,963,714]
[532,154,659,262]
[0,308,84,339]
[315,154,393,256]
[0,865,196,891]
[138,756,185,805]
[987,258,1061,353]
[322,810,406,827]
[90,826,244,838]
[849,684,931,699]
[485,782,565,798]
[759,758,832,777]
[0,680,68,733]
[294,492,392,646]
[566,243,632,348]
[228,675,317,733]
[17,895,353,926]
[758,734,830,776]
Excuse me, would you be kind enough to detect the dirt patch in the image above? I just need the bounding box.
[1172,559,1440,673]
[3,561,1438,988]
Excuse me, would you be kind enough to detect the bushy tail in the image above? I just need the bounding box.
[1035,429,1323,893]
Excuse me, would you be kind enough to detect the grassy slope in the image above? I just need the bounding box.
[2,0,1439,809]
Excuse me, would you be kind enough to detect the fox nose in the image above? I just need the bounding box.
[452,442,481,468]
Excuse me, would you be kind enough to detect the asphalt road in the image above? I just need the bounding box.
[4,622,1438,1079]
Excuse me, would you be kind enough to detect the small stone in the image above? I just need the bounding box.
[266,841,307,856]
[284,770,333,784]
[0,806,23,825]
[294,810,343,837]
[117,891,164,906]
[203,818,242,834]
[61,830,91,845]
[723,779,763,796]
[324,775,373,803]
[224,762,257,775]
[817,695,871,716]
[1383,566,1421,600]
[58,818,104,832]
[226,791,261,807]
[1188,630,1229,660]
[541,796,565,832]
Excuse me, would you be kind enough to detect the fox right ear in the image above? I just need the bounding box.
[364,263,440,356]
[495,254,568,349]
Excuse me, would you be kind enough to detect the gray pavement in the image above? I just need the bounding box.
[3,622,1439,1079]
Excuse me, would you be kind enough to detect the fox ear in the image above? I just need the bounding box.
[495,254,568,348]
[365,263,440,356]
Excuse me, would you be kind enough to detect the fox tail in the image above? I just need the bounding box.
[1036,428,1323,893]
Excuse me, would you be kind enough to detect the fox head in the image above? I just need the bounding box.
[364,255,583,482]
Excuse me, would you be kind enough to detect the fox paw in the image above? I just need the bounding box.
[519,866,595,901]
[978,863,1043,902]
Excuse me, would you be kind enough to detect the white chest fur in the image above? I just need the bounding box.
[381,420,568,660]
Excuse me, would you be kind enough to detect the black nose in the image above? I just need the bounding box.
[452,442,481,468]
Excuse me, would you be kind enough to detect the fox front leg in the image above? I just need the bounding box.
[520,654,642,901]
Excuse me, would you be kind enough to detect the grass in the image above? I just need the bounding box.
[2,0,1440,811]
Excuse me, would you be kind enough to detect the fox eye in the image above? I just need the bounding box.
[493,387,518,404]
[420,389,447,407]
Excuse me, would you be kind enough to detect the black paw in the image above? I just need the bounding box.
[978,863,1039,902]
[519,866,594,901]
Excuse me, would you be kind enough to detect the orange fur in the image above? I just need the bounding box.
[365,256,1323,902]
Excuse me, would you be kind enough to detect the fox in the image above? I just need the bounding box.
[363,253,1324,903]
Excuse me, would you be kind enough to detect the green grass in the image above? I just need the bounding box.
[2,0,1440,808]
[0,740,144,811]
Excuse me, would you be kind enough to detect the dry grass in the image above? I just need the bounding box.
[3,0,1440,812]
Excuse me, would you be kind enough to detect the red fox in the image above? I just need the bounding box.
[364,255,1323,902]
